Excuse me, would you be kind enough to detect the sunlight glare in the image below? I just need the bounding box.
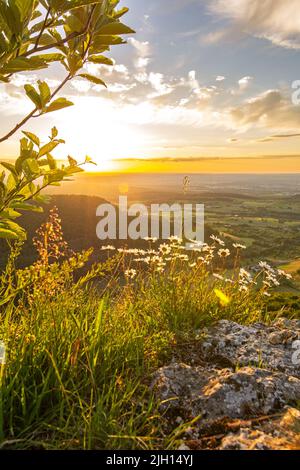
[54,96,145,171]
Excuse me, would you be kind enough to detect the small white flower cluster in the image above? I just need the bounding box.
[218,248,230,258]
[258,262,292,296]
[101,245,116,251]
[238,268,254,292]
[124,269,137,280]
[210,235,225,246]
[100,237,292,298]
[233,243,247,250]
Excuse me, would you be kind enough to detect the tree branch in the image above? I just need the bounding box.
[0,109,38,143]
[34,6,52,50]
[0,5,97,144]
[24,5,97,59]
[0,74,72,143]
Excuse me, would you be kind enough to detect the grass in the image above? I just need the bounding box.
[0,217,298,450]
[281,259,300,274]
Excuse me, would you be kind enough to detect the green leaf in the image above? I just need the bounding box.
[0,208,21,219]
[98,22,135,35]
[113,7,129,19]
[93,35,125,46]
[65,14,83,32]
[38,33,56,46]
[88,55,114,66]
[22,158,40,176]
[31,9,42,20]
[38,141,60,157]
[38,80,51,105]
[15,0,35,21]
[0,220,26,240]
[34,53,66,63]
[6,173,16,191]
[0,161,18,177]
[51,127,58,139]
[45,98,74,114]
[78,74,107,87]
[22,131,40,147]
[68,156,78,167]
[0,1,21,35]
[2,57,47,74]
[24,84,42,108]
[85,155,97,165]
[11,202,43,213]
[47,154,57,170]
[0,228,19,239]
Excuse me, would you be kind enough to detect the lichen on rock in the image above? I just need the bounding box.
[200,319,300,377]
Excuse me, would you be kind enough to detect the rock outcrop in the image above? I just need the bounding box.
[152,363,300,421]
[200,319,300,377]
[151,319,300,450]
[219,407,300,450]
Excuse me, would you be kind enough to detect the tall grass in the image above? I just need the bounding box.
[0,222,294,449]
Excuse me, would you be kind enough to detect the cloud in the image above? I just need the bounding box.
[85,62,129,80]
[7,73,60,90]
[128,38,151,71]
[230,89,300,129]
[259,133,300,142]
[113,154,300,164]
[148,72,173,97]
[272,133,300,138]
[71,80,92,93]
[207,0,300,49]
[238,76,254,91]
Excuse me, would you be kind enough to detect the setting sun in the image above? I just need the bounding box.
[53,97,146,170]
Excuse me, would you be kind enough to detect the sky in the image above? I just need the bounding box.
[1,0,300,172]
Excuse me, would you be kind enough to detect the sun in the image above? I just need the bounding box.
[54,96,146,171]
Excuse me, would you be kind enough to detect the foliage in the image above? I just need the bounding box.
[0,127,89,240]
[0,228,296,449]
[0,0,133,236]
[0,207,116,308]
[0,0,133,136]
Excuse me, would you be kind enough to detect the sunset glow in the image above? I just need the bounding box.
[1,0,300,172]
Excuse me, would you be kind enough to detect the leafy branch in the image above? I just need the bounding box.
[0,0,133,241]
[0,0,134,142]
[0,74,73,143]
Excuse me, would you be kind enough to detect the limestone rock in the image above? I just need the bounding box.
[219,407,300,450]
[200,319,300,377]
[152,319,300,450]
[152,363,300,421]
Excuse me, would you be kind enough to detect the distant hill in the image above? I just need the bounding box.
[0,195,109,268]
[0,194,214,269]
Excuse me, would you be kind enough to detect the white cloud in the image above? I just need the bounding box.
[128,38,151,71]
[114,64,129,75]
[136,57,150,70]
[216,76,226,82]
[148,72,173,97]
[238,76,254,91]
[207,0,300,49]
[230,89,300,130]
[128,38,150,57]
[71,80,92,93]
[85,62,129,80]
[10,73,37,87]
[8,73,60,89]
[104,83,136,93]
